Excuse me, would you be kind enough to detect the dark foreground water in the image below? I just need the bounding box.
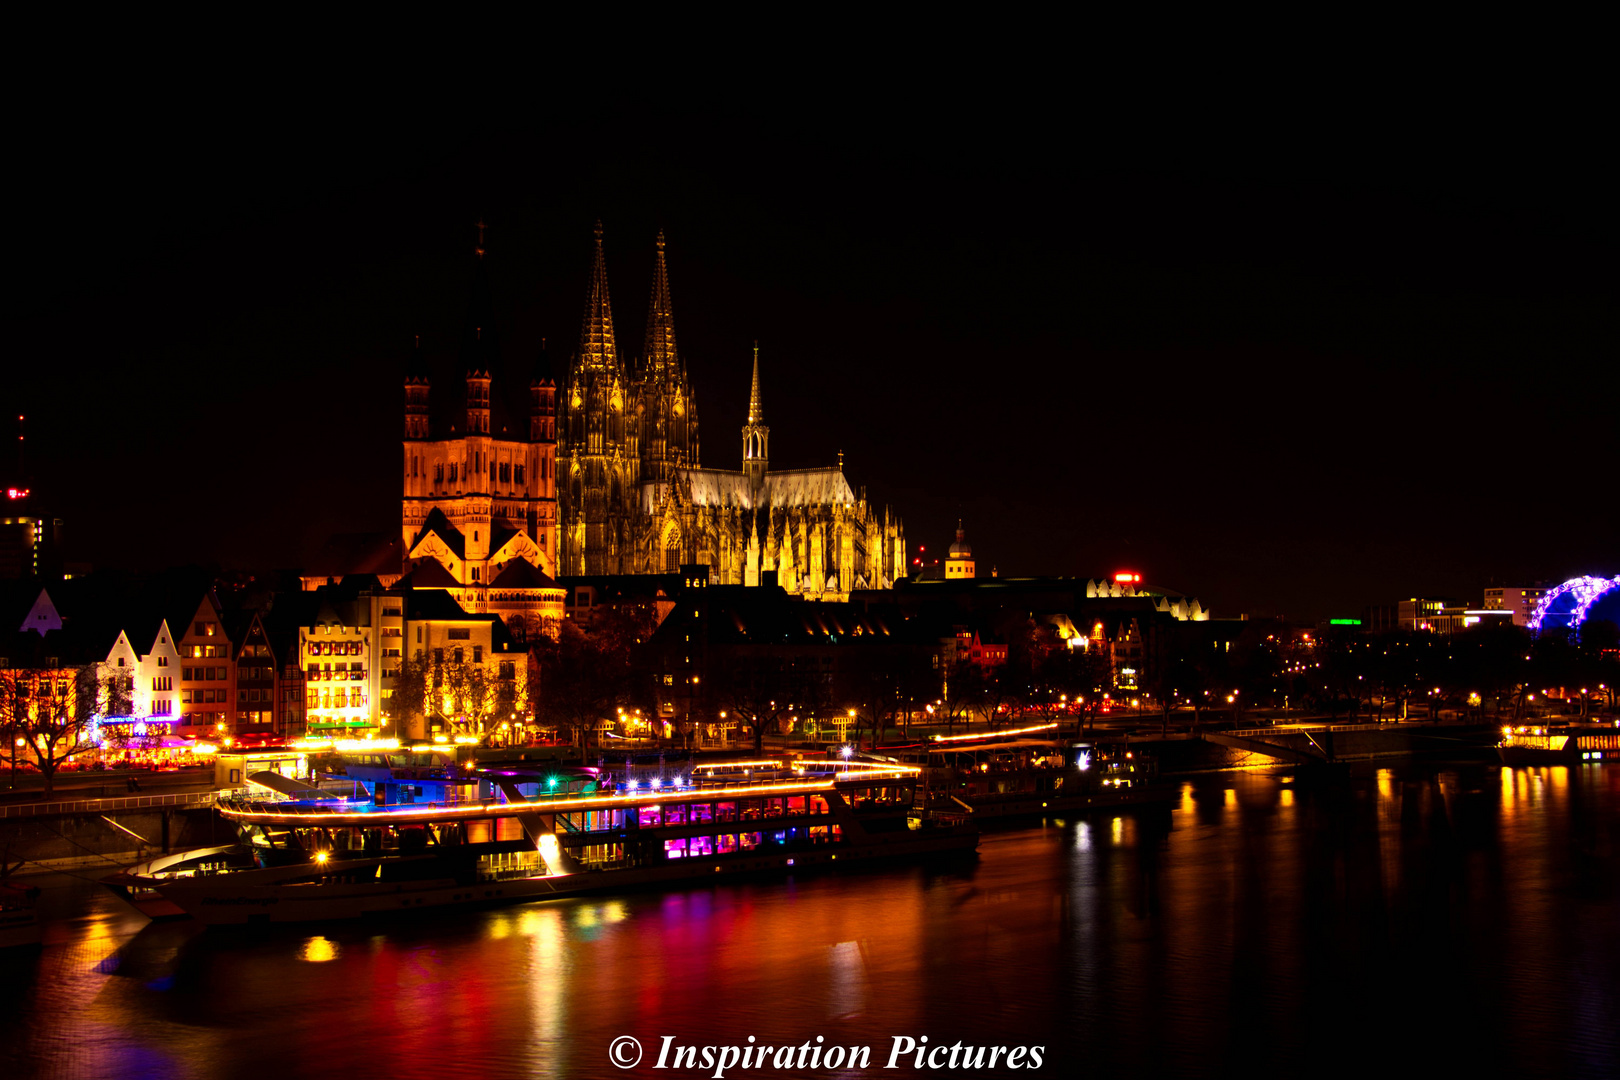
[3,764,1616,1080]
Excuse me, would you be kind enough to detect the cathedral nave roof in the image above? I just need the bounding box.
[679,467,857,511]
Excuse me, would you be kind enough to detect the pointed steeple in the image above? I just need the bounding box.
[578,220,618,371]
[461,219,497,377]
[742,342,769,488]
[747,341,764,425]
[644,229,678,376]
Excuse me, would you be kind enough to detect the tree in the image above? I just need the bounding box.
[533,613,643,752]
[715,656,802,753]
[383,651,430,737]
[1,666,101,798]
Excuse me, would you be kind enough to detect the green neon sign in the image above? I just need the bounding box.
[1329,618,1362,625]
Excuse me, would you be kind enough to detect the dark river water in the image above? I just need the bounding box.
[3,764,1616,1080]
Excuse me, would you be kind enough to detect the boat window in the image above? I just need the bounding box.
[664,838,687,859]
[715,802,736,822]
[810,825,830,843]
[716,833,738,853]
[739,800,761,821]
[785,796,806,816]
[739,831,763,850]
[664,804,687,826]
[810,795,829,816]
[764,798,784,818]
[689,803,713,824]
[466,819,493,844]
[639,806,662,828]
[689,836,713,857]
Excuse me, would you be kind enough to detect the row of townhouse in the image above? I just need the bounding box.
[5,574,530,748]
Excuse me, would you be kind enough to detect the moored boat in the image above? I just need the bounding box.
[104,750,976,925]
[894,730,1177,819]
[1498,721,1620,766]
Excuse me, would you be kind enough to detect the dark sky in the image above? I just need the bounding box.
[12,74,1616,622]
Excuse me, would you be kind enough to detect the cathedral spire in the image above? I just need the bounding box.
[578,220,618,371]
[644,229,677,376]
[747,341,764,425]
[742,342,769,488]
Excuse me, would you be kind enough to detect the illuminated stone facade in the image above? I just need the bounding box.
[558,226,906,599]
[400,233,565,639]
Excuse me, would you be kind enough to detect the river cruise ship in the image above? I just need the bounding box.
[104,750,976,925]
[1498,721,1620,766]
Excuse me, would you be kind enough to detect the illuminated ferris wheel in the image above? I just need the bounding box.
[1528,575,1620,637]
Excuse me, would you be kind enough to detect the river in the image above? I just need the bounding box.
[2,764,1615,1079]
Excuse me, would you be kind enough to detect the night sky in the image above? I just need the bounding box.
[13,81,1616,622]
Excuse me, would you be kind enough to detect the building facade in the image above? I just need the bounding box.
[399,230,565,640]
[555,225,906,599]
[1482,586,1548,628]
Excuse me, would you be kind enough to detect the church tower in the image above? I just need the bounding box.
[400,221,561,612]
[558,222,635,574]
[460,223,496,567]
[529,338,558,567]
[403,336,429,440]
[741,343,769,497]
[636,230,699,486]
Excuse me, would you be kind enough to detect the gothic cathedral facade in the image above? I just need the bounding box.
[556,224,906,599]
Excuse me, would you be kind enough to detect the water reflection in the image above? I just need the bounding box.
[0,764,1613,1079]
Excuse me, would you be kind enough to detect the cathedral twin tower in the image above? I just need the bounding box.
[402,223,906,623]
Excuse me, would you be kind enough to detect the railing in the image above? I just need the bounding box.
[1226,723,1412,738]
[0,790,218,819]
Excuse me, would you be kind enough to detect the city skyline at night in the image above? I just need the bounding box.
[10,102,1616,623]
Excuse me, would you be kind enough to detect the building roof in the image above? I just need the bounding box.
[411,508,466,560]
[491,559,560,589]
[393,588,473,621]
[397,560,460,589]
[679,467,856,511]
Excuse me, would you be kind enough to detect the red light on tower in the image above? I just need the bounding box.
[1114,571,1141,584]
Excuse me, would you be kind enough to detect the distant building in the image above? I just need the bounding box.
[1482,586,1547,628]
[945,523,976,580]
[293,577,525,741]
[0,490,62,581]
[1397,596,1513,634]
[174,593,233,739]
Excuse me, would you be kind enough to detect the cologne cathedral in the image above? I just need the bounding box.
[400,223,906,617]
[558,223,906,598]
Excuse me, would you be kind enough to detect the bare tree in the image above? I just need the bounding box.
[715,657,801,754]
[1,667,101,798]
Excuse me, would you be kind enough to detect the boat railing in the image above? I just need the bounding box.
[0,790,219,819]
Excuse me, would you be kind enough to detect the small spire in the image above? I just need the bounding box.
[747,342,764,425]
